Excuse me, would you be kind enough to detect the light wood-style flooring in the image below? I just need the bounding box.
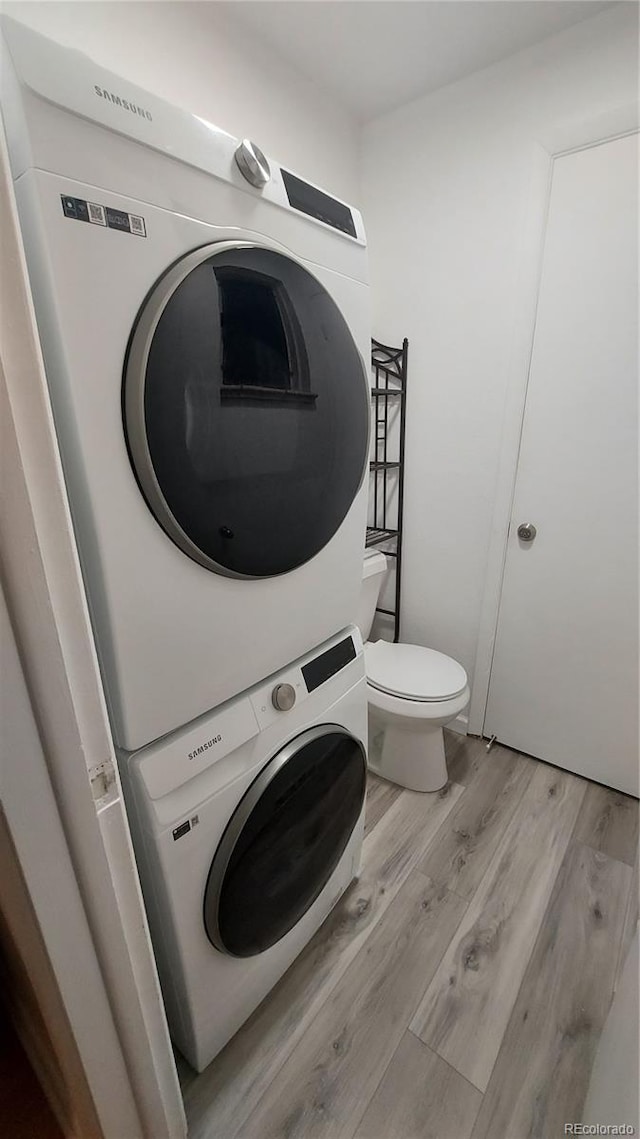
[180,732,638,1139]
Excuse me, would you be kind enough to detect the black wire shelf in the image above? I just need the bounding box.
[370,460,400,471]
[366,526,399,547]
[368,336,408,643]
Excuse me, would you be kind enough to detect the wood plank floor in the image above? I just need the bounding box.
[182,732,638,1139]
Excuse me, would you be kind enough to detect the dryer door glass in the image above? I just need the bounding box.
[203,727,366,957]
[124,244,369,577]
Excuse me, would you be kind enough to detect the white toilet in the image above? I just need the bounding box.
[357,551,470,792]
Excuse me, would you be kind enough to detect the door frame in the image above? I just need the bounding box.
[1,584,133,1139]
[0,116,186,1138]
[468,100,639,738]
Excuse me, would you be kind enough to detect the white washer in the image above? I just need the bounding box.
[118,626,367,1072]
[1,18,371,750]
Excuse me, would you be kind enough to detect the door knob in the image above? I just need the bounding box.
[517,522,537,542]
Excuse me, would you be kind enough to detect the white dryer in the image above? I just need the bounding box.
[118,626,367,1072]
[1,19,371,750]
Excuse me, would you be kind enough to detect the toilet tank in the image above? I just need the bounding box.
[357,551,388,639]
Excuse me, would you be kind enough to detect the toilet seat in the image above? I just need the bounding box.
[365,640,468,702]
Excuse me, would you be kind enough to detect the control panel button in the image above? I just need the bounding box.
[234,140,271,188]
[272,683,296,712]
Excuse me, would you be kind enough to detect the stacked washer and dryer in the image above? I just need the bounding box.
[2,19,372,1070]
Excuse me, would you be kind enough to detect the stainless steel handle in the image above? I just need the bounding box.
[517,522,537,542]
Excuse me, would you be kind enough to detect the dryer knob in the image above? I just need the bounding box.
[272,683,296,712]
[234,139,271,188]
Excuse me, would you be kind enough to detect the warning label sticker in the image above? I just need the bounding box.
[61,195,146,237]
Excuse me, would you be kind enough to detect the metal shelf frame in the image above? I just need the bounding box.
[366,336,408,643]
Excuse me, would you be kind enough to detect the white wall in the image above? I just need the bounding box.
[361,4,638,700]
[1,0,360,203]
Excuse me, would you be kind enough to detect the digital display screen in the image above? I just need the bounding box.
[302,636,357,693]
[281,170,357,238]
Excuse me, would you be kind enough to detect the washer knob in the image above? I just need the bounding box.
[272,683,296,712]
[234,139,271,188]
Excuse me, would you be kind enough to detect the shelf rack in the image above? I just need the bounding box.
[366,336,408,643]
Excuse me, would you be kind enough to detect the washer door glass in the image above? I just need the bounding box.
[203,726,366,957]
[124,243,369,577]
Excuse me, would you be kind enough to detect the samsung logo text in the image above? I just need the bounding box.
[188,735,222,761]
[94,85,153,121]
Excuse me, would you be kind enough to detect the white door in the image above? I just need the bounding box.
[485,133,638,797]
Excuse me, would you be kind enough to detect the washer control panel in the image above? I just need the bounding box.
[301,635,357,693]
[249,629,361,731]
[272,683,296,712]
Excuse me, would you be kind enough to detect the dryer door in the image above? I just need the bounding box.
[124,242,369,578]
[203,725,366,957]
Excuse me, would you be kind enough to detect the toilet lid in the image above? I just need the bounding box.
[365,641,468,702]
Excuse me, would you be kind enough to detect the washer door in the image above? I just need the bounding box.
[123,242,369,578]
[203,725,366,958]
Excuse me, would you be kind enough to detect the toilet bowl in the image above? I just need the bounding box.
[357,551,470,792]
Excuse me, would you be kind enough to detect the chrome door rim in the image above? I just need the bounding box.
[123,240,370,579]
[203,723,366,956]
[125,241,264,578]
